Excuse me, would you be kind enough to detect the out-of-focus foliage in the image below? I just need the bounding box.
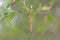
[48,13,54,23]
[0,0,60,40]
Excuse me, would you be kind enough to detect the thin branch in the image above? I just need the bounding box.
[11,5,22,13]
[10,0,22,13]
[10,0,33,33]
[10,0,15,5]
[27,10,32,33]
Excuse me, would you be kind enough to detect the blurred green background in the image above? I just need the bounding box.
[0,0,60,40]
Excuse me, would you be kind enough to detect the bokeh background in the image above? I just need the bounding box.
[0,0,60,40]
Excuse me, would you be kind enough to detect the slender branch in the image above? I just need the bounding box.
[10,0,22,13]
[11,5,22,13]
[10,0,33,33]
[10,0,15,5]
[27,10,32,33]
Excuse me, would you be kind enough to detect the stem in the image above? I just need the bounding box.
[10,0,15,5]
[11,5,22,13]
[10,0,22,13]
[27,10,32,33]
[28,14,32,32]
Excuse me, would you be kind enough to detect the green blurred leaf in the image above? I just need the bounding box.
[7,12,16,21]
[30,13,36,23]
[48,13,54,23]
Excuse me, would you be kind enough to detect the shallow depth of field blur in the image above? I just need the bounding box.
[0,0,60,40]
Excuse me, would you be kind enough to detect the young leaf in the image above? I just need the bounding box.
[48,13,54,23]
[7,12,16,21]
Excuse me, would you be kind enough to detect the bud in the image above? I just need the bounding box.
[31,5,32,9]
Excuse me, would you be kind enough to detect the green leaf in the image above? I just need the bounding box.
[30,13,36,22]
[48,13,54,23]
[8,12,16,21]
